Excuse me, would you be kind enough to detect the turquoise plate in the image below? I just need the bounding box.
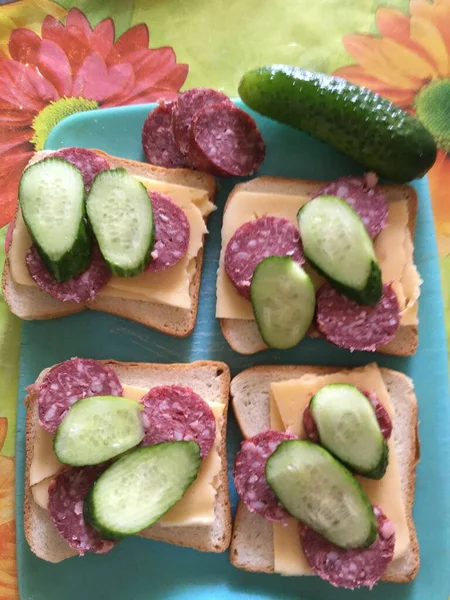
[16,103,450,600]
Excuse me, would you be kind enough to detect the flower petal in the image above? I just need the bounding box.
[91,18,115,58]
[343,34,425,89]
[113,23,149,58]
[10,30,72,97]
[0,149,32,227]
[411,0,450,55]
[377,8,410,43]
[94,18,115,46]
[410,16,449,77]
[72,53,127,102]
[0,59,58,110]
[8,28,41,63]
[0,418,6,451]
[118,62,188,105]
[0,127,31,154]
[65,7,92,37]
[333,65,416,108]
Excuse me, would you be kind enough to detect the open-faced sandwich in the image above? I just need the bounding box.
[230,363,419,589]
[3,148,216,336]
[217,175,421,355]
[25,358,230,562]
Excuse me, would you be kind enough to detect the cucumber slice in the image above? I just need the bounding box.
[85,441,201,539]
[53,395,145,466]
[86,169,154,277]
[19,157,90,282]
[251,256,315,349]
[266,440,377,548]
[309,384,389,479]
[297,195,382,305]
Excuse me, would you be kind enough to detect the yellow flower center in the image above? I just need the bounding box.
[415,79,450,153]
[31,97,99,151]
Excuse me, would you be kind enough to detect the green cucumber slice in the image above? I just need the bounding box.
[86,169,154,277]
[19,157,90,282]
[310,385,389,479]
[85,441,201,539]
[266,440,377,548]
[250,256,315,349]
[53,395,145,466]
[297,195,382,305]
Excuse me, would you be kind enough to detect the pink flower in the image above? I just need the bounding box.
[0,8,188,226]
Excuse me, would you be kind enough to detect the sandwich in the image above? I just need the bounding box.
[216,175,421,355]
[25,358,231,562]
[3,147,216,337]
[229,362,419,589]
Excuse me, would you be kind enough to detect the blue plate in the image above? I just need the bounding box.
[16,103,450,600]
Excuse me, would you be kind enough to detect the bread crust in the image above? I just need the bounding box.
[2,150,217,337]
[229,364,420,584]
[24,360,231,562]
[219,176,419,356]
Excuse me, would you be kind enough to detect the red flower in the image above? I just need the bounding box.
[0,8,188,227]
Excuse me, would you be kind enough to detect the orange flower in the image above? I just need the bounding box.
[0,417,16,599]
[334,0,450,255]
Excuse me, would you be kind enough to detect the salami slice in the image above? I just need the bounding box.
[26,245,111,304]
[316,283,400,352]
[303,389,392,443]
[51,147,109,192]
[313,175,388,239]
[141,385,216,458]
[37,358,123,434]
[145,192,190,272]
[172,88,232,156]
[225,216,304,299]
[48,466,115,555]
[189,103,266,177]
[142,101,187,169]
[233,430,297,524]
[300,506,395,589]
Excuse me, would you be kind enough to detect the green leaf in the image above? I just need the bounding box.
[132,0,409,95]
[54,0,135,37]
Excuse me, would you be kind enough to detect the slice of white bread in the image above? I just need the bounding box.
[229,364,420,583]
[219,176,418,356]
[24,360,231,563]
[3,150,216,337]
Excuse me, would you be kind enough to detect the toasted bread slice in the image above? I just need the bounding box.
[24,360,231,563]
[219,176,418,356]
[229,364,420,583]
[3,150,216,337]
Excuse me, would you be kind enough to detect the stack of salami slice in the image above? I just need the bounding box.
[142,88,266,177]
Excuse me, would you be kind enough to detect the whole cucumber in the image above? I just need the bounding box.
[239,65,437,182]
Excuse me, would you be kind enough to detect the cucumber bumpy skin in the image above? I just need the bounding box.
[239,66,437,183]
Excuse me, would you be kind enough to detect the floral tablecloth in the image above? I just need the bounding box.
[0,1,449,596]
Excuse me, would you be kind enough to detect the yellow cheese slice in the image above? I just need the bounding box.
[374,199,407,311]
[401,230,422,326]
[30,383,223,528]
[32,476,53,510]
[29,423,63,486]
[215,189,419,326]
[134,175,215,217]
[9,176,210,309]
[269,364,410,575]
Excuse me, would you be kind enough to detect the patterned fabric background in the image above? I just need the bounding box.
[0,1,448,596]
